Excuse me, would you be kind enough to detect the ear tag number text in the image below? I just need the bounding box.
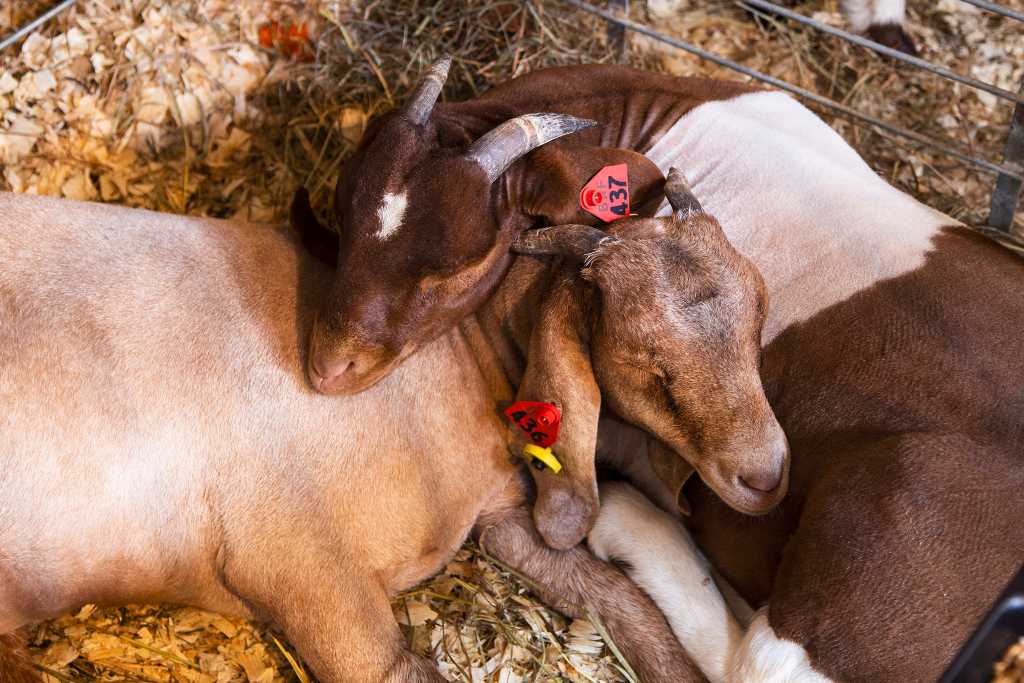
[580,163,630,223]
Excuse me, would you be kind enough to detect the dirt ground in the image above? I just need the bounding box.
[2,1,1022,681]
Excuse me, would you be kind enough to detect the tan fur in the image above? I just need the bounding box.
[0,632,34,683]
[0,188,771,682]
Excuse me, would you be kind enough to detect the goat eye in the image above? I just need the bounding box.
[634,363,665,380]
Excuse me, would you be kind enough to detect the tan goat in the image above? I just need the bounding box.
[0,171,779,682]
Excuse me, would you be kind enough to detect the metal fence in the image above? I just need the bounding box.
[567,0,1024,235]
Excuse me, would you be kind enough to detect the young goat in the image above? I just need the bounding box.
[0,172,778,682]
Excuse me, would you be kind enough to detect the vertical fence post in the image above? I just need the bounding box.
[988,75,1024,236]
[606,0,629,63]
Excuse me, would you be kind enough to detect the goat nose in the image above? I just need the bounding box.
[309,353,364,394]
[738,434,789,493]
[739,469,781,493]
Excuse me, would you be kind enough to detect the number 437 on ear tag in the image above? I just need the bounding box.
[580,163,630,223]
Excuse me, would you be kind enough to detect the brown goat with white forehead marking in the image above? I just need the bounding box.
[300,60,1024,681]
[299,59,777,549]
[301,58,748,397]
[0,176,774,682]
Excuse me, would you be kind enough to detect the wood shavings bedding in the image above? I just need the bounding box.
[2,1,1021,681]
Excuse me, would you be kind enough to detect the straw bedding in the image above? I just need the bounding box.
[1,1,1022,681]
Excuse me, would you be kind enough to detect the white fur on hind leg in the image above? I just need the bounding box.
[841,0,906,32]
[870,0,907,27]
[588,482,743,683]
[728,609,835,683]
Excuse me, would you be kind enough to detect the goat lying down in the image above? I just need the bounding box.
[0,173,779,682]
[295,58,1024,681]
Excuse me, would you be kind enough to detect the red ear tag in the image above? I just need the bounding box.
[580,163,630,223]
[504,401,561,448]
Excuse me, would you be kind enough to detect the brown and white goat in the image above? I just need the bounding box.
[297,60,1024,681]
[0,176,777,682]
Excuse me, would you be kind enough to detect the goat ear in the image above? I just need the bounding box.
[663,168,727,242]
[665,167,703,217]
[517,271,601,550]
[290,188,339,269]
[523,146,665,224]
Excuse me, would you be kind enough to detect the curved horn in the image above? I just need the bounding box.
[665,167,703,216]
[466,113,598,183]
[403,55,452,126]
[512,224,618,261]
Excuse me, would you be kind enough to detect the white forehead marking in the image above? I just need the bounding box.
[374,191,408,240]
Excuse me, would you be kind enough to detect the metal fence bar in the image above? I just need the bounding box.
[742,0,1024,106]
[0,0,76,52]
[958,0,1024,23]
[988,75,1024,232]
[568,0,1023,181]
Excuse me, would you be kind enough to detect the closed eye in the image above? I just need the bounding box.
[657,372,685,419]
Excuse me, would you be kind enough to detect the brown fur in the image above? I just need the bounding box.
[684,228,1024,680]
[0,632,35,683]
[476,497,707,683]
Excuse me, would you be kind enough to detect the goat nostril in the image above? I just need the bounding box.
[311,356,358,385]
[739,470,782,494]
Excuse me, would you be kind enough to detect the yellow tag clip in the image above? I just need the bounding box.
[522,444,562,473]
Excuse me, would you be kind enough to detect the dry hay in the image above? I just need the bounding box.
[2,1,1023,682]
[636,0,1024,236]
[996,638,1024,683]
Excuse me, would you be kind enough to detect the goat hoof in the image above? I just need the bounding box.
[867,24,919,57]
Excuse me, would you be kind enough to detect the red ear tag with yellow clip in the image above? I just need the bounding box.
[504,401,563,473]
[580,163,630,223]
[505,401,560,447]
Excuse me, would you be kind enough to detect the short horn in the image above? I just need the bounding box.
[512,224,617,261]
[665,167,703,216]
[403,55,452,126]
[466,113,598,183]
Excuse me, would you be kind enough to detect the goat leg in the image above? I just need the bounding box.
[0,630,36,683]
[476,499,706,683]
[587,482,743,683]
[225,564,444,683]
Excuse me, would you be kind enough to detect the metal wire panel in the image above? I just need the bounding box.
[742,0,1024,106]
[958,0,1024,23]
[0,0,76,52]
[571,0,1023,229]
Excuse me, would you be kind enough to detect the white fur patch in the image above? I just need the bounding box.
[588,482,743,683]
[840,0,874,32]
[374,191,408,240]
[645,91,953,344]
[869,0,907,27]
[729,610,835,683]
